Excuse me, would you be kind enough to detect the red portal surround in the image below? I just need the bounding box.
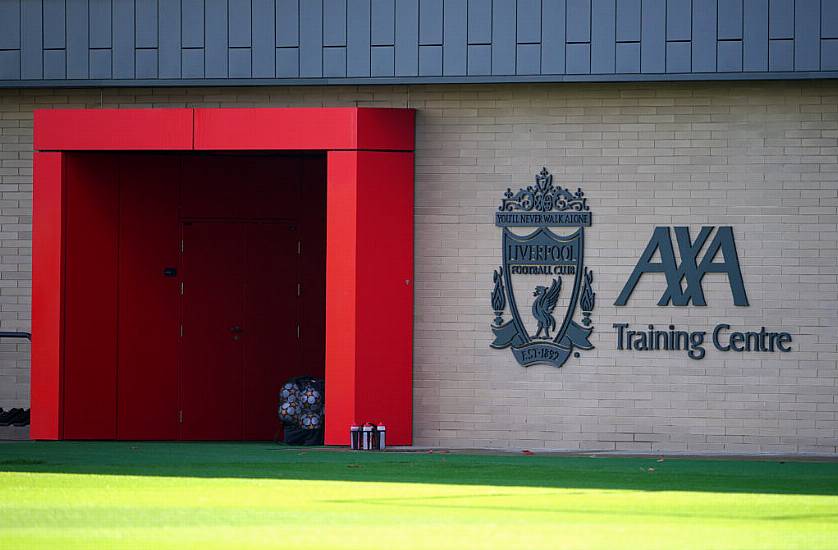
[31,108,415,445]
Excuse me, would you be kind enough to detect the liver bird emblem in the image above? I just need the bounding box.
[532,278,561,339]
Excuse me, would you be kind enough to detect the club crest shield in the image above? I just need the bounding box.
[490,168,595,368]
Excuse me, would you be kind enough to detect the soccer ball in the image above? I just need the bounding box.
[299,412,321,430]
[280,382,300,403]
[278,400,301,424]
[299,385,322,411]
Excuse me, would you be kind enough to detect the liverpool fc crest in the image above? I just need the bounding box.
[490,168,595,368]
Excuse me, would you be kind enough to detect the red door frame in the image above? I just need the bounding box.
[31,108,415,446]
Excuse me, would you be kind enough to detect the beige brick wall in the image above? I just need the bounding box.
[1,81,836,454]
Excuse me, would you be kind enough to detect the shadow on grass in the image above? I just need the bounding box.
[1,441,837,497]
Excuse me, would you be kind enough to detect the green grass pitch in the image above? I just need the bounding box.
[1,442,837,549]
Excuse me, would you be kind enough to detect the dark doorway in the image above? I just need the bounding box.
[180,222,299,440]
[59,152,326,441]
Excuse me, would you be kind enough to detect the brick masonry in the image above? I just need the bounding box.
[0,81,836,454]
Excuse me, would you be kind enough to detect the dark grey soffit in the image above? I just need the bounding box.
[2,71,838,89]
[1,0,837,88]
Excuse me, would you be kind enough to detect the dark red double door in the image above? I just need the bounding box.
[180,222,299,440]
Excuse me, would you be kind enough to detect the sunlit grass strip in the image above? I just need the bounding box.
[1,443,837,549]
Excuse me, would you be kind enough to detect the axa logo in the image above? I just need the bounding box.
[614,226,748,307]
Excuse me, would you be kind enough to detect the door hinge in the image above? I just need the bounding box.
[179,324,183,338]
[296,324,300,339]
[178,410,183,423]
[180,239,184,253]
[297,283,301,296]
[297,240,301,255]
[180,281,184,295]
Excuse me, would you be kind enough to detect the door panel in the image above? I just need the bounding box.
[180,223,246,440]
[243,223,300,440]
[62,154,119,439]
[118,155,180,440]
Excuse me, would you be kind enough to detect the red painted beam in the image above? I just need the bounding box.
[324,151,414,446]
[30,152,64,440]
[34,109,193,151]
[356,108,415,151]
[194,108,415,151]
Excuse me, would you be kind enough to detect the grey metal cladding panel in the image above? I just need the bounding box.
[468,0,492,44]
[516,43,540,73]
[182,48,204,78]
[347,0,371,77]
[44,48,66,79]
[136,48,157,78]
[541,0,566,74]
[89,48,112,78]
[112,0,134,78]
[135,0,157,49]
[590,0,615,74]
[159,0,181,78]
[300,0,323,77]
[769,0,794,38]
[418,44,442,74]
[718,0,743,40]
[182,0,204,48]
[492,0,516,74]
[420,0,443,44]
[468,43,491,74]
[443,0,467,75]
[371,0,395,45]
[517,0,541,44]
[566,0,591,43]
[21,0,43,79]
[795,0,820,70]
[276,0,300,47]
[640,0,665,73]
[229,48,252,77]
[566,42,590,73]
[718,40,743,72]
[822,39,838,70]
[276,47,299,76]
[0,1,21,49]
[371,45,395,75]
[323,46,346,76]
[0,51,20,79]
[43,0,66,49]
[252,0,276,77]
[66,0,88,79]
[769,38,794,70]
[744,0,768,71]
[824,0,838,38]
[666,40,690,72]
[666,0,690,41]
[395,0,418,76]
[324,0,347,47]
[692,0,716,72]
[229,0,253,47]
[5,0,838,86]
[205,0,229,78]
[90,0,112,48]
[616,0,640,42]
[615,41,639,72]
